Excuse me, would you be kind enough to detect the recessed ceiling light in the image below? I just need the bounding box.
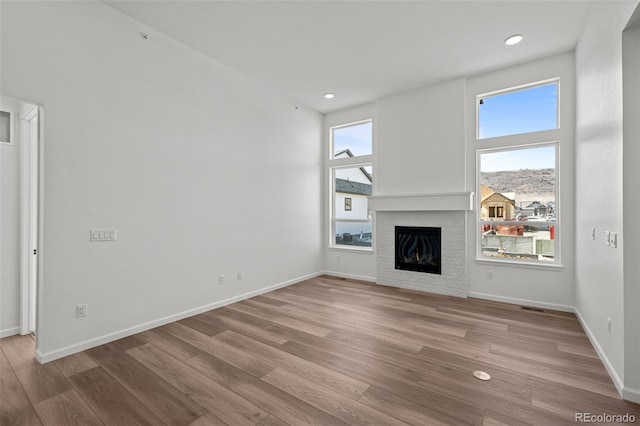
[324,93,335,99]
[505,34,523,46]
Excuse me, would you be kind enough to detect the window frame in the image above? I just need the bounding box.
[475,79,562,267]
[328,119,373,252]
[476,78,560,141]
[0,110,14,145]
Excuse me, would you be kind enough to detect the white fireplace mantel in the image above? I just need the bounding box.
[369,192,474,212]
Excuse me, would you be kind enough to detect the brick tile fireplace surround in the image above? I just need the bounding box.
[370,193,473,297]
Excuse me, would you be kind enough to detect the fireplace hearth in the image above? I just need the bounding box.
[395,226,441,274]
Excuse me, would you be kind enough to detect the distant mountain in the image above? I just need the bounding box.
[481,169,555,205]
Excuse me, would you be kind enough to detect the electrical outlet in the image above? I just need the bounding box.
[487,271,493,280]
[591,227,596,240]
[607,317,612,334]
[610,232,617,248]
[605,231,611,246]
[237,271,243,281]
[76,304,87,318]
[218,275,225,285]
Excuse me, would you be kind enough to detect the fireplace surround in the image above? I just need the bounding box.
[375,210,467,297]
[369,192,472,297]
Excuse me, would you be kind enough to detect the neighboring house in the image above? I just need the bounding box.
[524,200,547,216]
[480,184,516,220]
[546,201,556,215]
[334,149,372,238]
[520,200,555,217]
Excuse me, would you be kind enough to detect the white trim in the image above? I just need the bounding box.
[35,106,45,352]
[19,112,30,334]
[476,78,560,141]
[0,326,20,338]
[329,155,373,169]
[321,270,376,283]
[574,308,627,400]
[19,103,39,335]
[474,258,564,271]
[329,119,373,161]
[467,291,574,313]
[369,192,474,212]
[35,271,323,363]
[0,109,15,145]
[622,387,640,404]
[327,246,374,254]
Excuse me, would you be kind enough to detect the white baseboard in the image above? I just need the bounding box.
[469,295,640,403]
[467,291,574,313]
[573,308,628,400]
[0,326,20,339]
[321,270,376,283]
[622,386,640,404]
[35,271,323,364]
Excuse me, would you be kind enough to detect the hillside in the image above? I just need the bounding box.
[481,168,555,206]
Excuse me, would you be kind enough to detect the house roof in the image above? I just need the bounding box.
[335,178,372,196]
[481,184,515,203]
[334,149,353,158]
[334,149,373,182]
[482,192,516,206]
[480,184,494,202]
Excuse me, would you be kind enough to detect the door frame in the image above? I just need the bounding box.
[19,102,41,335]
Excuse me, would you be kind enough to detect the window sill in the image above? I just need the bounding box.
[328,246,374,254]
[475,257,564,271]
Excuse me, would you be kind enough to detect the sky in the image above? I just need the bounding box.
[333,121,372,157]
[481,144,556,173]
[479,82,557,172]
[479,82,558,140]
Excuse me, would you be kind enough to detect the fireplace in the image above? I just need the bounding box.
[395,226,441,275]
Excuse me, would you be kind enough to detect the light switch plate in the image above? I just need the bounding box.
[90,229,116,241]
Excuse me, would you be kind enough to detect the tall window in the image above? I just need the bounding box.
[329,120,373,249]
[477,80,560,264]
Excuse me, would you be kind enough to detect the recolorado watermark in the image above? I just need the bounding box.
[575,413,637,423]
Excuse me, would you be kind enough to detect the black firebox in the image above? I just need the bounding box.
[395,226,441,275]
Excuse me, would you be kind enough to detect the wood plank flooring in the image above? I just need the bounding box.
[2,275,639,425]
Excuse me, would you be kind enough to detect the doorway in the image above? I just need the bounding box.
[0,95,41,337]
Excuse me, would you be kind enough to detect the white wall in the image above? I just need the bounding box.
[622,9,640,401]
[323,80,467,281]
[0,98,21,337]
[1,1,323,361]
[376,78,466,195]
[574,2,638,398]
[465,53,576,312]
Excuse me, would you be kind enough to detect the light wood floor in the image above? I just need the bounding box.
[2,275,639,425]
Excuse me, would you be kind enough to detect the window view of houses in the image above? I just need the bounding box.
[479,145,557,261]
[331,121,373,248]
[478,81,559,262]
[334,157,373,247]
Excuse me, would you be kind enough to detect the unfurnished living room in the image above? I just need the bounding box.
[1,1,640,425]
